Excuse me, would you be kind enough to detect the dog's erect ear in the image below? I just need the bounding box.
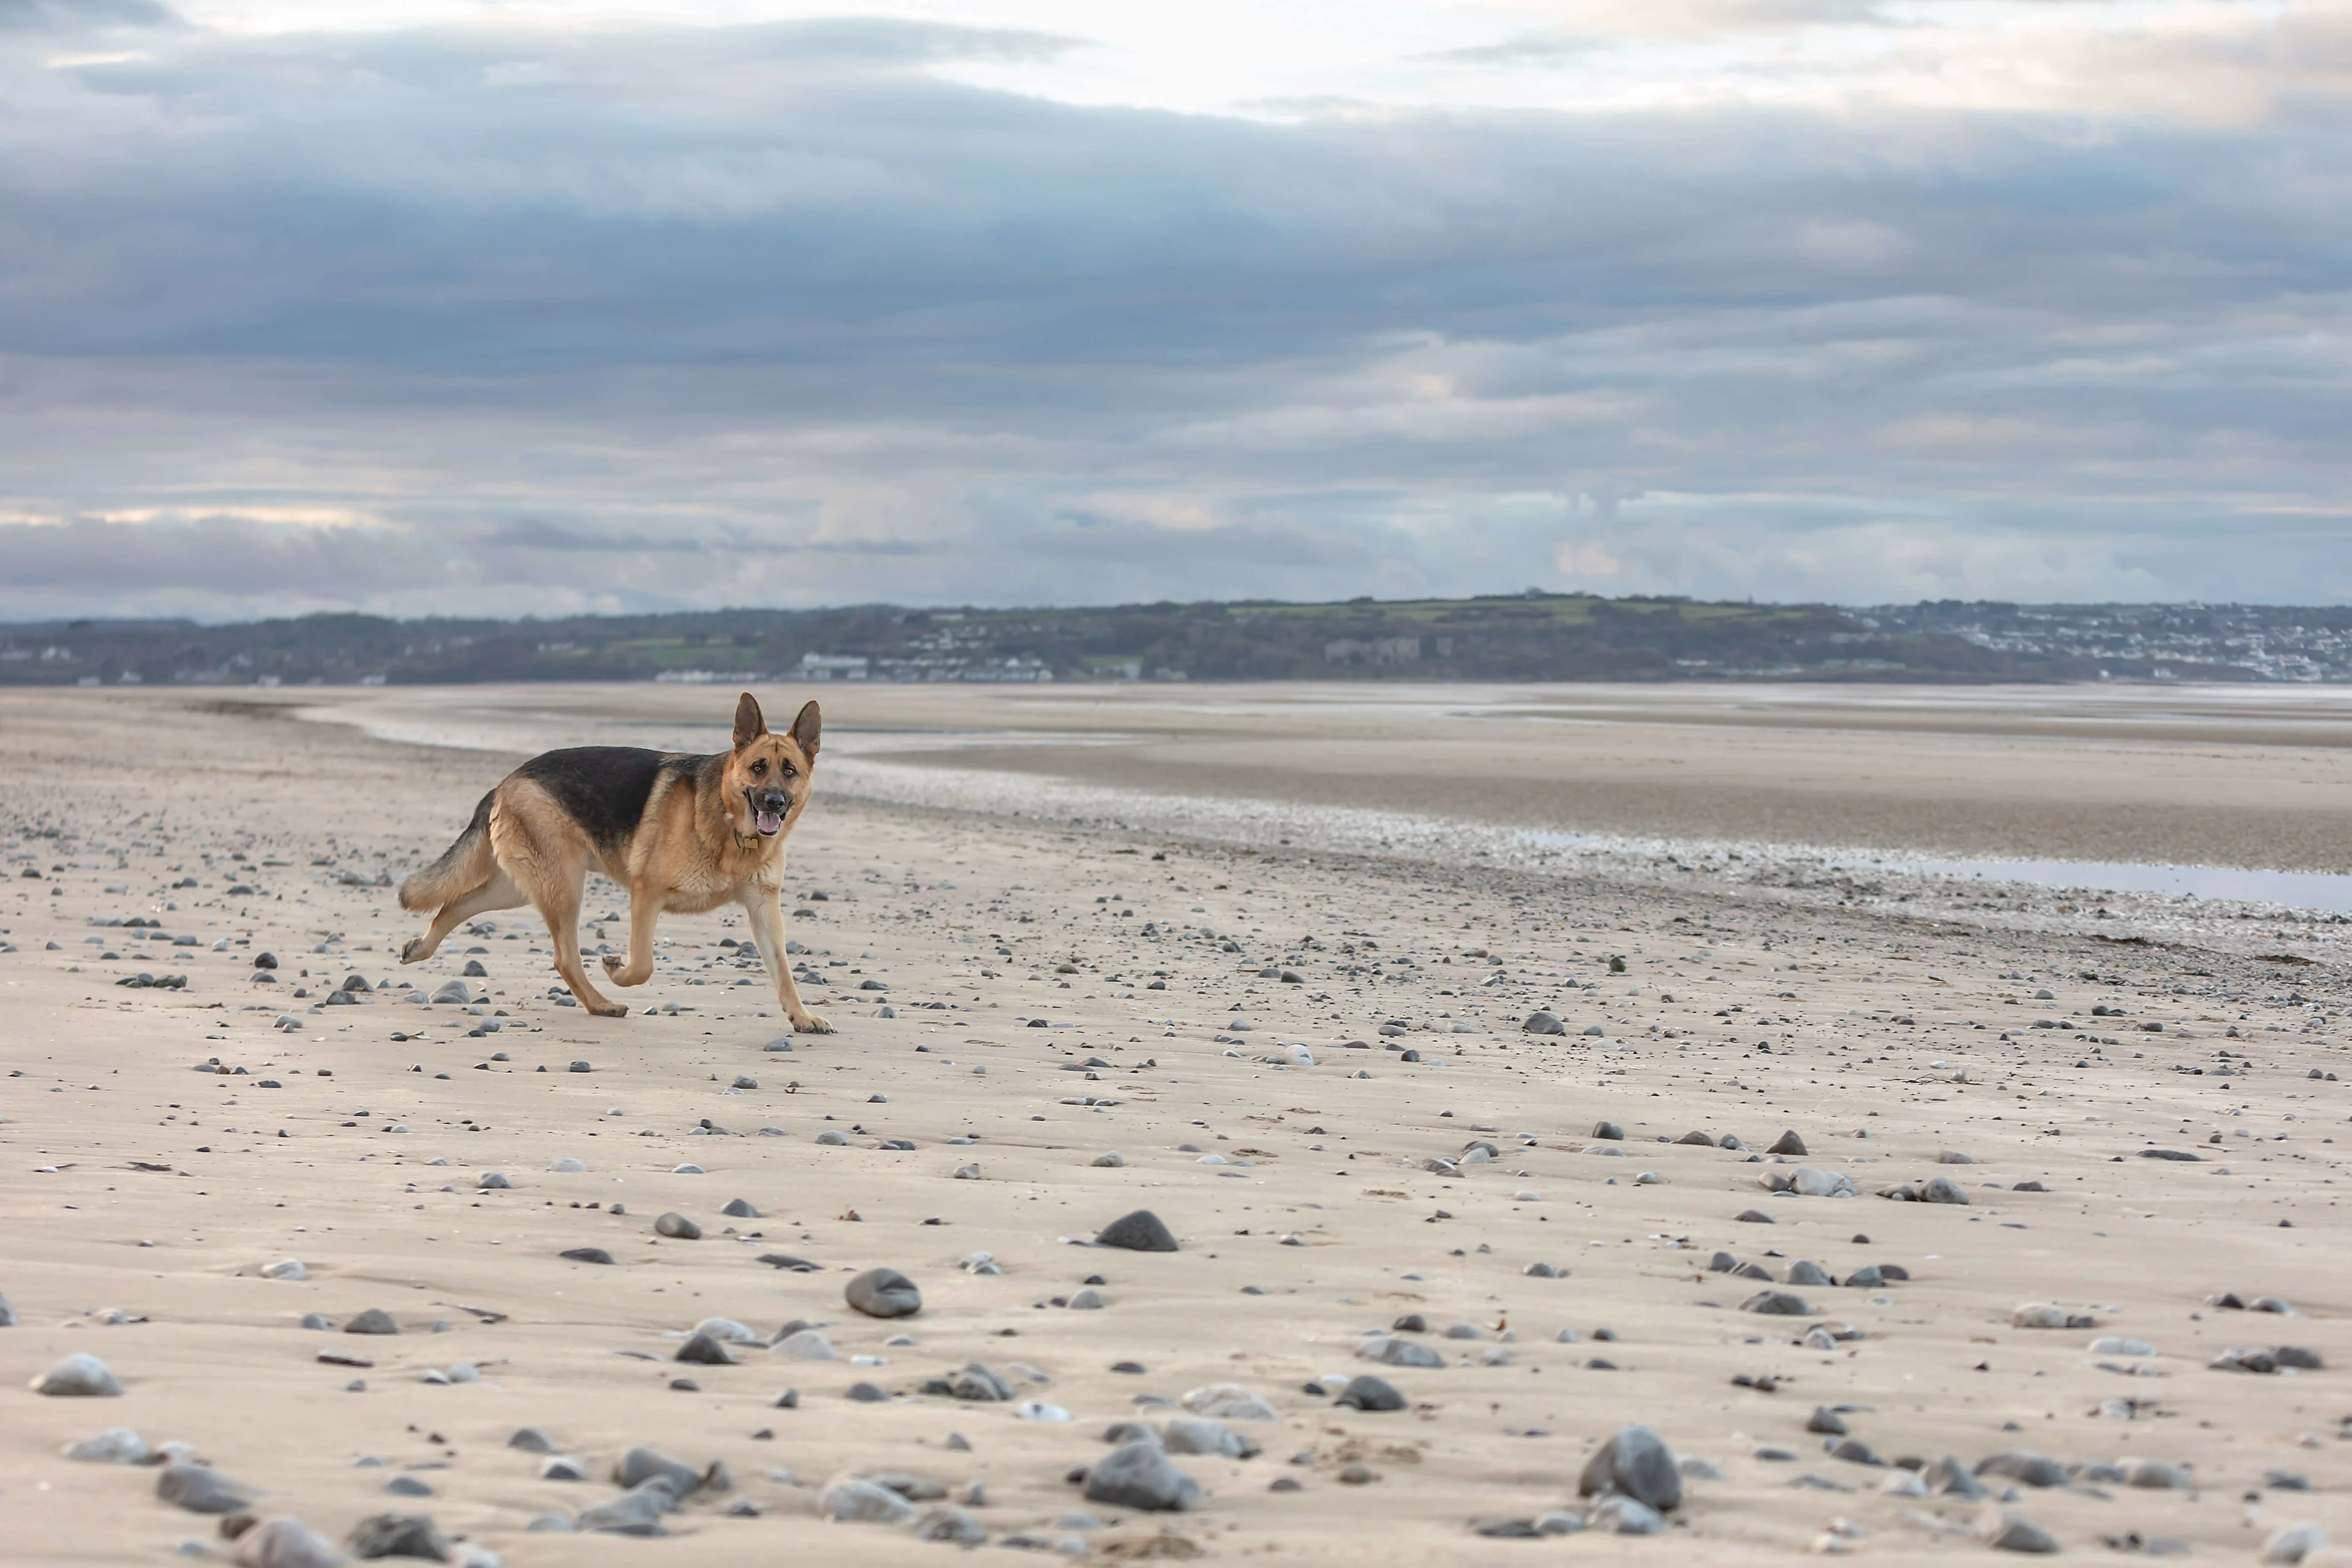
[790,699,821,758]
[733,692,767,750]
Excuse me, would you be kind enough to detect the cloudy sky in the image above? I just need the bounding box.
[0,0,2345,620]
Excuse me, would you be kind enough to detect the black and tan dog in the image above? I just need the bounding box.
[398,692,831,1029]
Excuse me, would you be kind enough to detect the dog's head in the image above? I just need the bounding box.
[726,692,820,841]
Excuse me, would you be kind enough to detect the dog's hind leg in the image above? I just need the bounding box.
[537,863,627,1017]
[599,884,662,988]
[400,865,526,964]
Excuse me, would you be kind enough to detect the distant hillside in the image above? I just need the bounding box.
[1,592,2342,687]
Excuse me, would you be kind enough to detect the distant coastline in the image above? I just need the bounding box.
[3,592,2346,687]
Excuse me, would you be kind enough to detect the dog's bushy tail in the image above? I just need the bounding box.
[399,789,496,911]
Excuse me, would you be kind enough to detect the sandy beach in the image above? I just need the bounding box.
[5,682,2351,1565]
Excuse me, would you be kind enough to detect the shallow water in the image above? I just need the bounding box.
[298,691,2352,951]
[1825,853,2352,916]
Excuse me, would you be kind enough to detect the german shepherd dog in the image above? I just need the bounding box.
[397,692,831,1030]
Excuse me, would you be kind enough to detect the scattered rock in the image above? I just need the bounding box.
[616,1447,703,1497]
[65,1427,150,1463]
[558,1248,616,1265]
[1769,1131,1807,1156]
[1576,1425,1682,1513]
[1336,1375,1405,1412]
[2119,1458,2192,1490]
[32,1353,121,1396]
[1926,1455,1988,1499]
[1977,1512,2060,1554]
[818,1476,919,1524]
[845,1267,922,1319]
[1523,1012,1566,1035]
[1740,1291,1811,1316]
[230,1515,347,1568]
[157,1463,258,1514]
[775,1330,838,1360]
[1978,1452,2069,1488]
[1095,1210,1179,1251]
[2264,1525,2328,1564]
[914,1506,987,1544]
[2012,1303,2095,1330]
[1792,1168,1857,1199]
[1921,1176,1970,1205]
[1182,1384,1278,1421]
[1163,1417,1257,1458]
[1359,1336,1444,1368]
[1588,1495,1666,1535]
[344,1309,400,1336]
[654,1213,701,1240]
[1084,1441,1200,1512]
[675,1332,735,1366]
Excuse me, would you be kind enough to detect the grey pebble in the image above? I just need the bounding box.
[1358,1336,1443,1368]
[914,1506,986,1544]
[382,1475,434,1498]
[1095,1210,1179,1252]
[818,1477,916,1524]
[1978,1510,2060,1554]
[157,1463,258,1515]
[344,1308,399,1336]
[1084,1441,1200,1512]
[32,1352,121,1396]
[1336,1375,1406,1412]
[654,1212,701,1240]
[1577,1425,1682,1513]
[65,1427,150,1463]
[228,1515,345,1567]
[845,1267,922,1319]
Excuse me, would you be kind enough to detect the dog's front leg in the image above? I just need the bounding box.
[742,891,831,1034]
[599,888,661,987]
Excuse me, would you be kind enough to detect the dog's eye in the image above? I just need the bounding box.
[782,764,797,777]
[749,761,766,775]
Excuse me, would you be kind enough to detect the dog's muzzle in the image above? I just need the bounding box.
[752,791,790,837]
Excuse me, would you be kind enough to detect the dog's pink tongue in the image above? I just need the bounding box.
[756,808,784,835]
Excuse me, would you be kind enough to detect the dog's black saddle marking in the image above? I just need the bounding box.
[514,747,706,854]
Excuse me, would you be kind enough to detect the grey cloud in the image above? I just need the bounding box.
[0,13,2343,618]
[0,0,175,32]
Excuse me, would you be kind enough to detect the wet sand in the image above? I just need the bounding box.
[4,684,2351,1564]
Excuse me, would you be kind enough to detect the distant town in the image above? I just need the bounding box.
[2,593,2346,687]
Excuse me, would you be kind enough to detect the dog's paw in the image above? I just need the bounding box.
[600,953,623,975]
[791,1011,834,1035]
[399,938,430,964]
[588,1001,630,1019]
